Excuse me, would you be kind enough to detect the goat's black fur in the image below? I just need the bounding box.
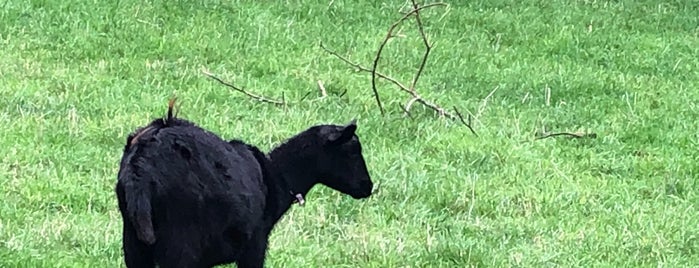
[116,101,373,268]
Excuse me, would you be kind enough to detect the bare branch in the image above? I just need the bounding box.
[405,96,420,112]
[398,103,414,120]
[320,2,476,135]
[535,131,597,140]
[201,69,285,105]
[453,107,478,137]
[320,3,450,116]
[371,2,448,115]
[409,0,433,92]
[414,97,447,117]
[320,42,410,91]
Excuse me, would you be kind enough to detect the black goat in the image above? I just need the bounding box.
[115,101,374,268]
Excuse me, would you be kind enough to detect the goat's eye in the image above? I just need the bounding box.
[337,139,361,155]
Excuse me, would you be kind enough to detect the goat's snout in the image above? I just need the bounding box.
[360,180,373,191]
[350,179,373,199]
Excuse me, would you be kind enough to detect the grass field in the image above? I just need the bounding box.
[1,0,699,267]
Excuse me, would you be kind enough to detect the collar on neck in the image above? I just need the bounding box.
[267,154,306,207]
[291,191,305,206]
[282,173,304,206]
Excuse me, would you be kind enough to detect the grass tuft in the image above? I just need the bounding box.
[1,0,698,267]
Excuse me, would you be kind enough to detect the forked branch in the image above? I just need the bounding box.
[453,107,478,137]
[371,1,447,115]
[321,1,476,135]
[408,0,434,93]
[201,69,285,105]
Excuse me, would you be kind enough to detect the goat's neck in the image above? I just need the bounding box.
[263,154,318,228]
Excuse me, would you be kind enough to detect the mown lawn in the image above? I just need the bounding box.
[1,0,698,267]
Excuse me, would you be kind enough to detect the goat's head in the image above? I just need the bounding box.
[314,119,373,199]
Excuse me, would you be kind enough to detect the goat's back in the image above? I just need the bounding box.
[117,119,267,263]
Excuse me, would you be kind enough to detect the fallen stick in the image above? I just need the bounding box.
[201,68,285,105]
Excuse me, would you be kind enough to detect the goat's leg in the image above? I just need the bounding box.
[235,232,269,268]
[122,222,155,268]
[153,230,205,268]
[157,256,203,268]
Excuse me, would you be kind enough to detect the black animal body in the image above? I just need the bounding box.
[115,101,373,268]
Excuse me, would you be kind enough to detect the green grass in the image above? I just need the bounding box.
[1,0,699,267]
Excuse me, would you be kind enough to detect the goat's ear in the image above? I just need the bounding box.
[327,119,357,145]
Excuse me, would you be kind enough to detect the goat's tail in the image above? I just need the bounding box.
[122,172,156,245]
[165,96,177,126]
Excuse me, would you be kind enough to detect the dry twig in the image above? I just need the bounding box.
[535,131,597,140]
[321,1,475,134]
[201,68,285,105]
[321,42,454,116]
[397,103,415,120]
[319,42,409,91]
[453,107,478,137]
[370,1,447,115]
[317,80,328,98]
